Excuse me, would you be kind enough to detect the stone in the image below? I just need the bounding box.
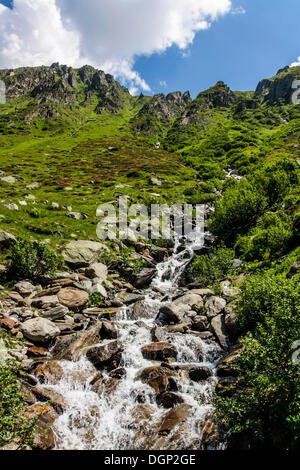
[137,366,177,395]
[151,326,166,342]
[20,317,60,343]
[224,306,240,341]
[86,340,123,370]
[100,320,118,340]
[156,392,184,408]
[0,317,16,331]
[27,346,48,357]
[0,230,17,248]
[134,268,156,288]
[51,322,102,361]
[231,259,244,269]
[173,293,203,310]
[1,175,17,184]
[23,404,58,450]
[205,296,226,319]
[62,240,109,268]
[159,404,192,434]
[32,386,66,414]
[14,280,36,296]
[90,283,108,298]
[31,295,59,309]
[41,304,69,320]
[123,293,145,305]
[85,262,108,281]
[141,342,177,361]
[35,361,64,384]
[150,177,162,186]
[58,287,89,312]
[188,366,213,382]
[149,246,168,262]
[132,300,153,319]
[216,348,242,378]
[211,314,229,350]
[109,367,126,379]
[156,304,181,324]
[166,322,192,334]
[3,203,18,211]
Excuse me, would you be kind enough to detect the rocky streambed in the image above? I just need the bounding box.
[0,233,241,450]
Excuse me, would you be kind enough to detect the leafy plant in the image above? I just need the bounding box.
[9,239,62,280]
[0,360,36,449]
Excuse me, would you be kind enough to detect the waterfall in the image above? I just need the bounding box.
[35,233,225,450]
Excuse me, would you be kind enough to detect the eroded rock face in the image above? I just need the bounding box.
[86,340,124,370]
[141,342,177,361]
[58,288,89,312]
[20,318,60,343]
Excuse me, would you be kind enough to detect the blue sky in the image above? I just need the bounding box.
[135,0,300,96]
[0,0,299,97]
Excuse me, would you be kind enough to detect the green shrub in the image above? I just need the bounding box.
[215,273,300,450]
[0,360,36,448]
[188,246,235,287]
[9,239,62,280]
[208,180,267,244]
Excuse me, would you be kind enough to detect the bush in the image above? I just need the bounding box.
[0,360,36,448]
[188,246,235,287]
[9,239,62,280]
[235,212,293,261]
[215,273,300,450]
[208,180,267,244]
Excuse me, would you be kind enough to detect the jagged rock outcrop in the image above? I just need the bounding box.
[255,65,300,104]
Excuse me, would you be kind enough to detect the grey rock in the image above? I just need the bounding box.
[41,305,69,320]
[62,240,109,268]
[205,296,226,319]
[20,317,60,343]
[211,314,229,350]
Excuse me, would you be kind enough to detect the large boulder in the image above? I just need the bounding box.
[173,293,203,311]
[158,404,192,434]
[188,366,213,382]
[134,268,156,288]
[156,304,181,324]
[20,318,60,343]
[31,295,59,309]
[85,262,108,281]
[58,287,89,312]
[86,340,123,370]
[14,281,36,297]
[62,240,108,268]
[34,361,65,384]
[141,342,177,361]
[137,366,178,395]
[50,322,102,360]
[41,304,69,320]
[205,296,226,319]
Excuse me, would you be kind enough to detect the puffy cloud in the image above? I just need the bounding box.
[291,57,300,67]
[0,0,233,92]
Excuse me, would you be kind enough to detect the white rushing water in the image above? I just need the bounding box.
[36,233,224,450]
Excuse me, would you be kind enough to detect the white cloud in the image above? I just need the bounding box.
[291,57,300,67]
[159,81,167,88]
[0,0,233,92]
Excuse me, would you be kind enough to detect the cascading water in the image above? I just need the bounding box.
[35,233,225,450]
